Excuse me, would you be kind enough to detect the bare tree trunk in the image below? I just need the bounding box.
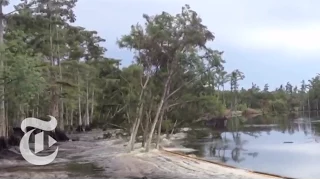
[48,9,59,127]
[128,75,150,152]
[222,85,226,107]
[142,111,150,147]
[230,85,234,113]
[165,121,169,138]
[126,111,131,126]
[146,97,165,152]
[77,68,82,130]
[235,91,238,111]
[19,105,25,126]
[156,109,165,149]
[85,80,89,127]
[82,112,86,125]
[0,5,6,137]
[57,28,64,131]
[59,102,64,130]
[49,80,59,120]
[145,75,171,152]
[3,56,8,137]
[78,93,82,127]
[5,99,8,137]
[90,89,94,124]
[129,102,144,151]
[66,108,69,126]
[170,119,178,137]
[36,93,39,117]
[78,98,82,127]
[71,108,74,128]
[142,97,153,147]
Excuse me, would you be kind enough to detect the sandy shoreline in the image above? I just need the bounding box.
[0,129,284,178]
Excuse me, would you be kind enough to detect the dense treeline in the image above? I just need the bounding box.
[224,79,320,115]
[0,1,319,152]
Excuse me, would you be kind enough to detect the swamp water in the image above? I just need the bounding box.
[184,113,320,178]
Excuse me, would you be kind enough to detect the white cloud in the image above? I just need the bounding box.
[6,0,320,60]
[225,24,320,58]
[154,0,320,60]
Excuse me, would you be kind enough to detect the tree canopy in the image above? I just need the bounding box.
[0,1,318,151]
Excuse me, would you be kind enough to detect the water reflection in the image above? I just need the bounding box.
[185,112,320,178]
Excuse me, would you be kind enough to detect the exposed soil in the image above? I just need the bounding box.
[0,129,277,179]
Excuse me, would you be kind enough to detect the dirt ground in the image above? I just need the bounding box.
[0,129,278,179]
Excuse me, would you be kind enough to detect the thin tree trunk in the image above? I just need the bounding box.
[235,91,238,111]
[145,74,171,152]
[142,111,149,147]
[126,111,131,126]
[59,101,64,130]
[71,108,74,128]
[222,85,225,107]
[140,112,145,147]
[146,98,165,151]
[66,107,69,126]
[4,54,8,137]
[78,99,82,127]
[0,5,6,137]
[165,120,169,139]
[36,93,39,117]
[57,26,64,130]
[129,102,144,151]
[156,109,165,149]
[128,74,150,152]
[90,89,94,124]
[78,70,82,129]
[170,119,178,137]
[49,75,59,119]
[142,99,153,147]
[85,79,89,126]
[19,104,25,125]
[48,8,59,125]
[5,99,8,137]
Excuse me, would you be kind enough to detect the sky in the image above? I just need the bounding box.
[5,0,320,90]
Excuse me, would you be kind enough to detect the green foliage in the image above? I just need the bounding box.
[0,1,319,140]
[5,54,46,103]
[237,103,248,111]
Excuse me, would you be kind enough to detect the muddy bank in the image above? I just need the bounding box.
[0,129,278,178]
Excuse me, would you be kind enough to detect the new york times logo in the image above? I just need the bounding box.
[19,115,59,165]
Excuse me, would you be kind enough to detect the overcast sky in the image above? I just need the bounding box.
[6,0,320,90]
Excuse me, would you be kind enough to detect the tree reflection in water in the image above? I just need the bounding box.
[187,113,320,164]
[205,116,260,163]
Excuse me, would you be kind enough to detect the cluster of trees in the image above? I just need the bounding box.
[227,78,320,115]
[0,1,319,152]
